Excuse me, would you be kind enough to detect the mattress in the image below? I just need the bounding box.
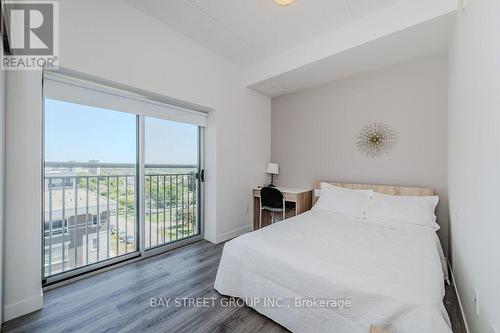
[214,210,451,333]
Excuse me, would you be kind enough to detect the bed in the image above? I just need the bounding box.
[214,181,451,333]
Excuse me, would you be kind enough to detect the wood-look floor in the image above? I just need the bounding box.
[3,240,466,333]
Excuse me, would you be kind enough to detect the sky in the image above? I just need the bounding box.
[44,99,198,165]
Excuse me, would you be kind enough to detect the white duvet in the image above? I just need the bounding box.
[214,211,451,333]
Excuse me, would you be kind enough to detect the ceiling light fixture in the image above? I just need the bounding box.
[273,0,296,6]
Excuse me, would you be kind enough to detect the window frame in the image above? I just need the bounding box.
[41,73,205,286]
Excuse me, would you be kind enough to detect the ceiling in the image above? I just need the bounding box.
[250,12,456,97]
[124,0,400,67]
[123,0,457,97]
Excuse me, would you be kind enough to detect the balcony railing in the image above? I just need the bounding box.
[145,173,198,249]
[43,168,198,277]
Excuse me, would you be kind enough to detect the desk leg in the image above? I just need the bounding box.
[253,196,260,230]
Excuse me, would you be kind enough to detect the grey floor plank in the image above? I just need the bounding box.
[444,282,468,333]
[2,240,466,333]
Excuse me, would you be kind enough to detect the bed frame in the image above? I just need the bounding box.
[313,181,434,204]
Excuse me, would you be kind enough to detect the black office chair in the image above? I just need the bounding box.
[260,186,285,228]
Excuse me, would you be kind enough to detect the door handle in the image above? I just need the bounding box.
[197,169,205,182]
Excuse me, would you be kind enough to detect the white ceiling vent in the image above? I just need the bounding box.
[256,83,286,97]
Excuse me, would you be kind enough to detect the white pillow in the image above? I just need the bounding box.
[365,192,440,230]
[312,183,373,218]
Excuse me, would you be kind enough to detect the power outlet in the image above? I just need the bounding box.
[474,287,480,315]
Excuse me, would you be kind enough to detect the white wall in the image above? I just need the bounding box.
[3,0,270,320]
[448,0,500,332]
[272,53,449,253]
[0,66,5,324]
[4,70,44,321]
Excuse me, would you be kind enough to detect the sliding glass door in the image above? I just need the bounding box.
[43,99,138,278]
[144,117,200,249]
[43,92,204,284]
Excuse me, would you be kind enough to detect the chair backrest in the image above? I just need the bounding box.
[260,187,284,209]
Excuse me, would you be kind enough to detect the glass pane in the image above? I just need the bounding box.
[145,117,199,249]
[43,99,137,277]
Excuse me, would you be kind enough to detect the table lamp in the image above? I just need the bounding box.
[266,163,279,187]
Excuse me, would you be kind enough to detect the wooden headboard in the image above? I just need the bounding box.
[313,181,434,204]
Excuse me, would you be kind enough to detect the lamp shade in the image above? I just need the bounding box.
[266,163,279,175]
[273,0,296,6]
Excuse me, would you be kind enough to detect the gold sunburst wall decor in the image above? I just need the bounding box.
[357,122,398,158]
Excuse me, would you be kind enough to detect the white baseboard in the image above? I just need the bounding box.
[215,225,252,243]
[4,292,43,322]
[203,232,217,244]
[448,260,470,333]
